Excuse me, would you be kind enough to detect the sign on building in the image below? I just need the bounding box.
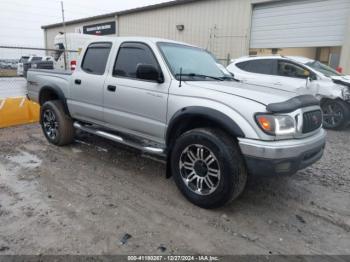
[83,21,116,35]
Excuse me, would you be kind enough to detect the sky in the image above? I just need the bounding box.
[0,0,169,59]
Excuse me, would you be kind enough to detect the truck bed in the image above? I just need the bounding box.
[27,69,72,104]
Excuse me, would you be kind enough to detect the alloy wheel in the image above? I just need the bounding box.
[322,102,344,128]
[42,109,59,140]
[179,144,221,196]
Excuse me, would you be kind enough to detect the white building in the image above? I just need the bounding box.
[42,0,350,73]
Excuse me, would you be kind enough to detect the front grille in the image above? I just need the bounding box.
[302,110,322,133]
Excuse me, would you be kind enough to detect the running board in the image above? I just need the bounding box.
[73,122,165,156]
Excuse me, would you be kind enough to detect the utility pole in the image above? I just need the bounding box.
[61,1,68,70]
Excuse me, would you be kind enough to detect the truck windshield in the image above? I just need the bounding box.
[19,56,29,63]
[158,42,232,81]
[306,61,343,77]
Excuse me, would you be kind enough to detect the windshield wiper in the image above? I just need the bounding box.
[175,73,224,81]
[218,75,238,81]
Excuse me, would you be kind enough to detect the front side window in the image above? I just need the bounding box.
[278,60,310,79]
[243,60,276,75]
[158,42,232,81]
[82,42,112,75]
[113,42,159,79]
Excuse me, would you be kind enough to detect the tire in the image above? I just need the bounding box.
[40,100,75,146]
[321,99,350,130]
[170,128,247,209]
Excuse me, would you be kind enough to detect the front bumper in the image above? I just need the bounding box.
[238,129,326,176]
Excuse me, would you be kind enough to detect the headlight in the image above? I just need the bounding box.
[342,87,350,101]
[255,114,296,135]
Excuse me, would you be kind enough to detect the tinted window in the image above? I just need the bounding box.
[236,61,248,70]
[82,42,112,75]
[243,60,275,75]
[114,43,159,79]
[278,60,310,79]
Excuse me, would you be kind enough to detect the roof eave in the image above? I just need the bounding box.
[41,0,204,30]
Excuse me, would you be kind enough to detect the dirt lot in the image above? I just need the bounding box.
[0,124,349,255]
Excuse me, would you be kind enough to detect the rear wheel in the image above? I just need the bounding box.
[40,100,75,146]
[321,99,350,130]
[171,128,247,209]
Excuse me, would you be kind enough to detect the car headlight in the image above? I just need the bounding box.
[255,114,296,135]
[342,87,350,101]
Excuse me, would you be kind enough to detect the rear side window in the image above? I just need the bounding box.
[82,42,112,75]
[113,42,159,79]
[239,59,275,75]
[236,61,248,70]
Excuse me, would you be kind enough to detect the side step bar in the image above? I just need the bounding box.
[73,122,166,156]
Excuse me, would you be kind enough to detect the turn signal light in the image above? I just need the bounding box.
[256,115,274,132]
[255,114,296,136]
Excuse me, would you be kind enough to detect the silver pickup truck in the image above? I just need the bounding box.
[27,37,326,208]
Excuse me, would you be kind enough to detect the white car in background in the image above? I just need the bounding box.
[227,56,350,130]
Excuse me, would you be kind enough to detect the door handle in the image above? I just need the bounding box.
[75,79,81,85]
[107,85,116,92]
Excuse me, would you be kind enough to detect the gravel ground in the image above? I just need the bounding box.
[0,124,349,255]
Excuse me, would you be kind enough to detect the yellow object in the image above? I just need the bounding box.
[0,97,40,128]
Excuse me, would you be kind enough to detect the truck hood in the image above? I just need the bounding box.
[186,81,297,106]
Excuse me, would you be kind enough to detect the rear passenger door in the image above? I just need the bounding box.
[68,42,112,123]
[103,42,170,143]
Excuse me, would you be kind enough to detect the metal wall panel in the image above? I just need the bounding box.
[118,0,252,61]
[250,0,350,48]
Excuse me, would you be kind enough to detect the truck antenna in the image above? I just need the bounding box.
[179,67,183,87]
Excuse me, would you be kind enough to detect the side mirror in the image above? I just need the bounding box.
[136,64,164,83]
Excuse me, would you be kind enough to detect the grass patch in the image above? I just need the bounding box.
[0,69,17,77]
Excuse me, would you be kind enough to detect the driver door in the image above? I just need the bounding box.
[103,42,170,143]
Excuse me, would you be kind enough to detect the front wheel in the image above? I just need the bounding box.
[171,128,247,209]
[321,99,350,130]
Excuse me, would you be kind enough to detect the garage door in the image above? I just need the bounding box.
[250,0,350,48]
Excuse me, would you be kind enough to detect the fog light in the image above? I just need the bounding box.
[275,162,291,173]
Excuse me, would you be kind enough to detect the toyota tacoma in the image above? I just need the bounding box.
[27,37,326,208]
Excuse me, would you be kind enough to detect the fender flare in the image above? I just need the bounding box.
[39,85,70,115]
[166,106,245,146]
